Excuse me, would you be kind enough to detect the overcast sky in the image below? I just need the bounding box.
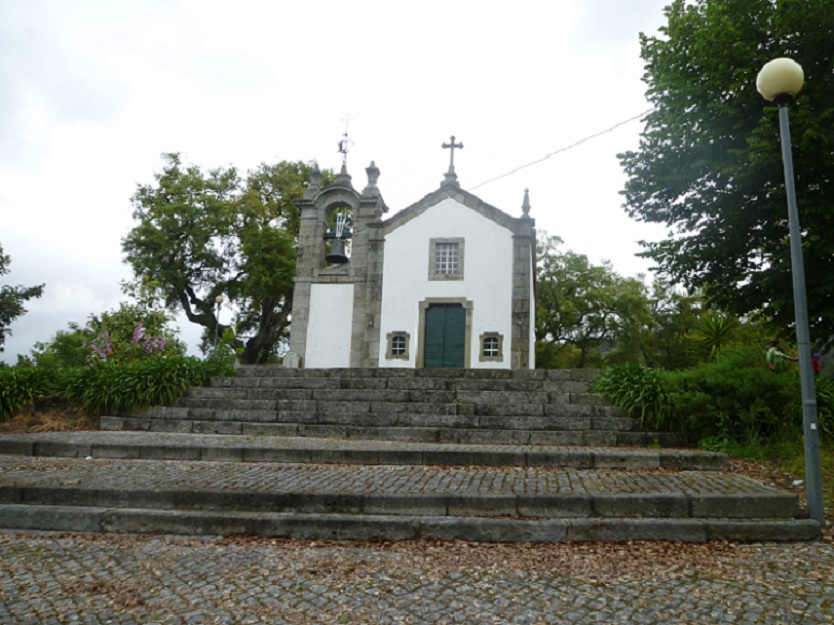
[0,0,671,363]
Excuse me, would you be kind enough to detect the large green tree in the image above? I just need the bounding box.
[535,235,762,369]
[620,0,834,346]
[0,242,44,352]
[123,154,322,364]
[609,277,702,370]
[535,235,648,368]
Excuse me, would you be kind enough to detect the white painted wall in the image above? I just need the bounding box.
[306,283,354,368]
[379,197,514,368]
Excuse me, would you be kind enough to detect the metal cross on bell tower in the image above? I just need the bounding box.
[337,113,354,167]
[441,135,463,187]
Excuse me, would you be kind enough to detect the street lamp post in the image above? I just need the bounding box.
[756,57,825,526]
[214,295,223,349]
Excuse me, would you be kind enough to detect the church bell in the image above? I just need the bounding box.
[325,238,349,264]
[324,212,352,265]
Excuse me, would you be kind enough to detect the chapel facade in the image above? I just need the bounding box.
[286,151,536,369]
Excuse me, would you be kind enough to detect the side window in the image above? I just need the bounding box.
[429,238,465,281]
[479,332,503,362]
[386,331,410,360]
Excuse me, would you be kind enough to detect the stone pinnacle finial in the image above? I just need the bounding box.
[362,161,381,197]
[304,164,323,199]
[333,163,353,188]
[522,188,531,217]
[366,161,380,186]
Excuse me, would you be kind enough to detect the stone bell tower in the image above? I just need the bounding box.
[287,162,387,367]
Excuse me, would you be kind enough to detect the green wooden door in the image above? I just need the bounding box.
[424,304,466,368]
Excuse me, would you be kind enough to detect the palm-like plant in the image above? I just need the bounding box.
[691,310,739,360]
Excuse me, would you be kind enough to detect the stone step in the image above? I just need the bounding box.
[212,371,598,394]
[231,367,601,383]
[214,378,596,394]
[0,432,725,470]
[0,505,819,543]
[0,485,800,520]
[0,456,798,519]
[100,417,687,447]
[131,407,630,430]
[0,453,819,542]
[177,390,611,409]
[3,456,761,516]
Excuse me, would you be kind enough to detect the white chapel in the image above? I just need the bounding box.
[287,141,536,369]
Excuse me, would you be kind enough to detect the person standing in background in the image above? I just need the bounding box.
[767,340,798,371]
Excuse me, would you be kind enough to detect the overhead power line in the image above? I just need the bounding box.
[468,108,656,192]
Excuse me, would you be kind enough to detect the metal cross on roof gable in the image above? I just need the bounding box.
[442,135,463,173]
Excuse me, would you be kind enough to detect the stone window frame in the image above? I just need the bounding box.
[428,238,465,281]
[479,332,504,362]
[386,331,410,360]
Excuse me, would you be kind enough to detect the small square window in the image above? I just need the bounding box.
[479,332,504,362]
[429,238,465,281]
[435,242,459,274]
[386,331,410,360]
[483,336,499,357]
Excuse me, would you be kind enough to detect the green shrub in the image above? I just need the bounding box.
[64,355,236,414]
[203,342,238,380]
[0,367,53,421]
[1,352,237,421]
[666,346,800,443]
[592,345,827,447]
[590,363,670,430]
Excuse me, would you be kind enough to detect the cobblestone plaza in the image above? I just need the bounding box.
[2,531,832,624]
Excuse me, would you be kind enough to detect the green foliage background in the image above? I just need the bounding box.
[0,355,236,422]
[620,0,834,348]
[3,289,236,422]
[0,242,44,353]
[535,233,768,371]
[592,346,834,450]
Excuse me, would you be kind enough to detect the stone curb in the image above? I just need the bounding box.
[0,486,799,520]
[0,505,820,543]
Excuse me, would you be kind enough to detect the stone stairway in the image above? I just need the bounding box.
[0,368,822,542]
[101,367,686,447]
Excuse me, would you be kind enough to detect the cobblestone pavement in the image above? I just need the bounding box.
[1,531,832,624]
[0,455,776,497]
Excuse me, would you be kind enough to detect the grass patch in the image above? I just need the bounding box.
[777,442,834,510]
[729,439,834,512]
